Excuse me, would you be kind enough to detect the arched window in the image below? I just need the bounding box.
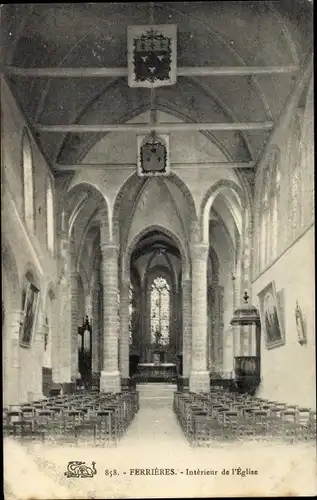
[260,168,271,270]
[22,130,35,232]
[289,111,302,236]
[271,153,281,260]
[46,177,54,253]
[259,149,281,269]
[150,277,170,346]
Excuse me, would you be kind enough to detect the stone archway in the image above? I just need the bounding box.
[122,225,186,381]
[124,224,189,282]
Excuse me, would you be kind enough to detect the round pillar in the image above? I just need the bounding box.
[189,244,210,393]
[100,243,121,393]
[182,279,192,378]
[119,281,130,379]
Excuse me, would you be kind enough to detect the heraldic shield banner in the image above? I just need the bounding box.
[127,25,177,88]
[137,133,170,177]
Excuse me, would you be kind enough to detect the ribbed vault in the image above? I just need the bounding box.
[1,1,312,166]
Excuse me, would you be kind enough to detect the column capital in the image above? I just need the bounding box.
[100,243,119,258]
[190,243,209,261]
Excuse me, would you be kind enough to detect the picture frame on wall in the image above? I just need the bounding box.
[19,281,40,348]
[257,280,285,349]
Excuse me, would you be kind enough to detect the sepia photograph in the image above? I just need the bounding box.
[1,1,315,499]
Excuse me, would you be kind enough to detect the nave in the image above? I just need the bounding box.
[1,3,315,497]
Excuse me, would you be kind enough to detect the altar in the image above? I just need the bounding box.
[134,362,177,382]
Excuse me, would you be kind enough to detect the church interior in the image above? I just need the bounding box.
[1,3,316,494]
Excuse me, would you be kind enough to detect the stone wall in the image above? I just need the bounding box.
[2,79,59,404]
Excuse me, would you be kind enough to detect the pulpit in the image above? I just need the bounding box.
[230,292,261,395]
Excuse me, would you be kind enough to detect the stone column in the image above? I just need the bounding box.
[119,281,130,379]
[207,285,213,371]
[190,244,210,393]
[91,264,101,375]
[213,285,224,373]
[182,279,192,378]
[70,271,79,382]
[140,289,147,362]
[7,309,22,405]
[176,285,182,354]
[232,273,241,358]
[52,284,61,383]
[31,311,46,401]
[58,235,72,386]
[172,287,181,360]
[98,285,104,371]
[100,243,121,393]
[146,287,151,363]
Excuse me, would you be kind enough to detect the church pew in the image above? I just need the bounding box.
[173,390,316,446]
[3,389,139,446]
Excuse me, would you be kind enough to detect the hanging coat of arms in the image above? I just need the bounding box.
[128,25,177,88]
[137,133,170,177]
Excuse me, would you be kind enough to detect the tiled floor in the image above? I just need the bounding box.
[4,385,317,499]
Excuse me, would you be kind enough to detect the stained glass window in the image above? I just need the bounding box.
[150,277,170,346]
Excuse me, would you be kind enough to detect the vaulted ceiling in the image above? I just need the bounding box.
[1,1,313,167]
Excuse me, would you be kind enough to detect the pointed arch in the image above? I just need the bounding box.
[124,224,189,281]
[144,248,178,290]
[112,171,198,245]
[67,182,111,242]
[200,179,244,244]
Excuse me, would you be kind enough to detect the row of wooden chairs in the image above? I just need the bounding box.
[173,389,316,446]
[3,389,140,446]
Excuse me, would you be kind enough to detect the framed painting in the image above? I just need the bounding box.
[257,280,285,349]
[19,281,40,348]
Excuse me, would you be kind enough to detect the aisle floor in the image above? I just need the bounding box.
[4,385,317,499]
